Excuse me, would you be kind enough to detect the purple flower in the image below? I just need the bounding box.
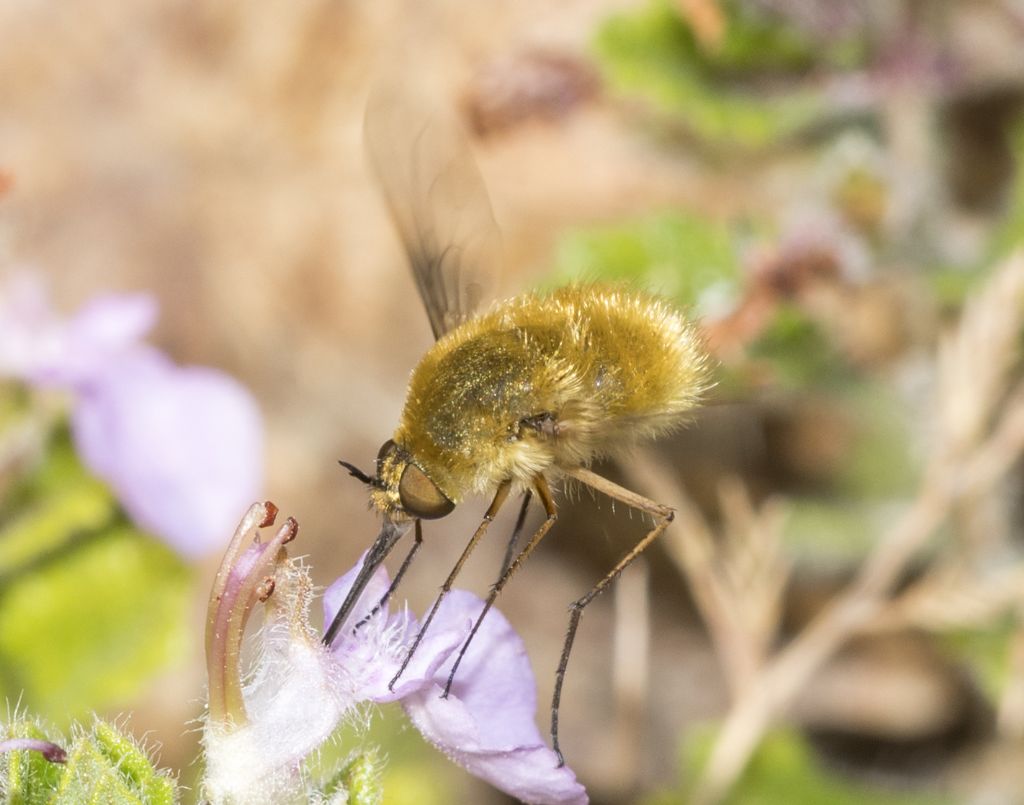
[204,504,587,804]
[203,503,348,803]
[0,274,157,387]
[323,561,588,805]
[71,347,263,557]
[0,273,263,557]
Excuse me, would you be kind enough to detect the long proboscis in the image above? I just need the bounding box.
[322,520,410,647]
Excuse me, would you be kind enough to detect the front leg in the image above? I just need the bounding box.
[388,480,512,691]
[442,476,558,698]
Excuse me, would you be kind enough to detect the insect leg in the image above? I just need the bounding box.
[500,489,533,578]
[353,518,424,631]
[388,479,512,691]
[550,466,674,767]
[442,479,557,698]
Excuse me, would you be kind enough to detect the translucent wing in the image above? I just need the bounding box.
[364,80,501,339]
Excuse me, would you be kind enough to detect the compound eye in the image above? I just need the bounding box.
[377,439,397,468]
[398,463,455,519]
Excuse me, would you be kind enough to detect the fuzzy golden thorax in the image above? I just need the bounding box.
[377,285,709,513]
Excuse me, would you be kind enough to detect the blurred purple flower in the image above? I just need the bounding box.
[0,272,263,558]
[324,562,588,805]
[71,347,263,557]
[0,274,157,387]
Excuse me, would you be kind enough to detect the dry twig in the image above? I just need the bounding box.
[674,251,1024,803]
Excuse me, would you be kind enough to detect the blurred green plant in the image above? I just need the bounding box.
[644,727,953,805]
[782,382,919,561]
[928,120,1024,307]
[0,423,190,725]
[939,617,1017,705]
[549,211,870,389]
[550,210,741,306]
[593,0,868,151]
[989,121,1024,263]
[745,306,847,390]
[838,383,919,498]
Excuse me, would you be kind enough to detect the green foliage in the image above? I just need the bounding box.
[1,718,177,805]
[312,708,467,805]
[766,379,917,560]
[0,456,112,580]
[319,748,383,805]
[3,721,65,805]
[939,617,1016,704]
[783,499,885,562]
[593,0,866,150]
[645,727,953,805]
[0,435,191,724]
[550,211,741,306]
[990,120,1024,262]
[746,305,848,390]
[88,722,175,805]
[838,383,918,498]
[780,385,916,560]
[926,266,986,310]
[930,119,1024,307]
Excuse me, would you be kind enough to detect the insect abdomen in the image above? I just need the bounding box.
[538,285,708,443]
[397,285,708,497]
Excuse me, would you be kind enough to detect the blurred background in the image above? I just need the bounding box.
[3,0,1024,803]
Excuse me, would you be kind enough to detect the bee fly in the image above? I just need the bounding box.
[324,81,709,765]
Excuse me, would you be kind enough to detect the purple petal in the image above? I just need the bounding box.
[0,272,64,380]
[369,625,467,703]
[402,591,588,805]
[71,347,263,557]
[58,293,158,387]
[322,555,394,632]
[0,274,157,388]
[324,558,467,703]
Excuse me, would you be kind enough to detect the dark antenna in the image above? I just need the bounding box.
[338,459,379,487]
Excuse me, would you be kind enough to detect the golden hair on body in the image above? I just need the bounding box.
[325,76,710,767]
[373,284,708,519]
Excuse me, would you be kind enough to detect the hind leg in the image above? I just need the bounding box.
[551,467,673,766]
